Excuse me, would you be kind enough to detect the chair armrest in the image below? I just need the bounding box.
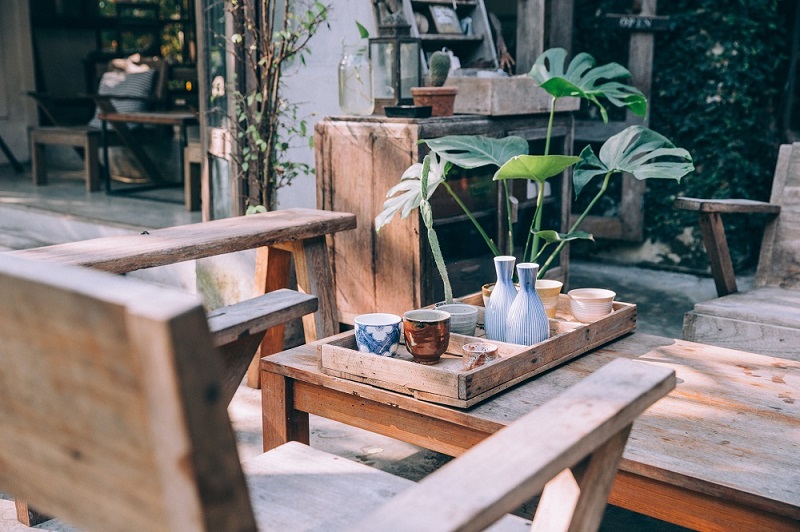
[355,359,675,532]
[674,196,780,215]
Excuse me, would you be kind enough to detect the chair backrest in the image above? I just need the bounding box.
[0,256,255,531]
[756,142,800,289]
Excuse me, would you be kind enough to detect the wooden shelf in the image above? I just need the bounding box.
[419,34,484,43]
[411,0,478,5]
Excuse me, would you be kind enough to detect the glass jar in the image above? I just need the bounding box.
[338,44,374,115]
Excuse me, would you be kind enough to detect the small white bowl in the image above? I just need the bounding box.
[567,288,616,323]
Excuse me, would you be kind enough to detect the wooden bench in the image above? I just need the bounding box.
[30,127,101,192]
[9,208,357,392]
[674,142,799,360]
[0,253,675,531]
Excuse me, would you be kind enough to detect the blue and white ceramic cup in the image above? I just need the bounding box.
[354,313,402,356]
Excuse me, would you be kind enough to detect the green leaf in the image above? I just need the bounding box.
[573,126,695,196]
[356,21,370,39]
[246,205,267,215]
[493,155,581,183]
[529,48,647,122]
[532,230,594,243]
[423,135,528,169]
[374,153,448,232]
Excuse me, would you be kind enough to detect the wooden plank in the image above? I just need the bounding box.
[353,359,674,532]
[610,470,800,531]
[444,77,580,116]
[674,196,781,214]
[515,0,545,73]
[288,236,339,341]
[684,307,800,361]
[207,289,317,346]
[9,208,356,274]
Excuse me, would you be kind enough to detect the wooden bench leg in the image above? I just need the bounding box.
[247,246,293,388]
[84,133,100,192]
[32,140,47,186]
[286,235,339,342]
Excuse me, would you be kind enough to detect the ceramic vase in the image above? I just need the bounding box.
[484,256,518,341]
[506,263,550,345]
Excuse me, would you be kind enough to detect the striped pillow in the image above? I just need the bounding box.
[88,69,157,128]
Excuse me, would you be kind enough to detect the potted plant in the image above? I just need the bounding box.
[375,47,694,302]
[410,51,458,117]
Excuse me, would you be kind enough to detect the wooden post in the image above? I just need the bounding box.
[248,245,293,388]
[515,0,545,74]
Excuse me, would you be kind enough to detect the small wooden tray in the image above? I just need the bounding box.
[319,294,636,408]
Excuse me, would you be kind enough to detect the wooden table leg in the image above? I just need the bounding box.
[261,369,310,451]
[247,245,293,388]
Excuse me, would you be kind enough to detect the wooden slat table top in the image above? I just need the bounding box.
[8,208,356,274]
[97,110,198,126]
[262,332,800,521]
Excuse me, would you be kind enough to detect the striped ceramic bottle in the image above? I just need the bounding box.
[505,263,550,345]
[484,256,518,341]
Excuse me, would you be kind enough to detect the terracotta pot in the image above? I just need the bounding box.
[410,86,458,117]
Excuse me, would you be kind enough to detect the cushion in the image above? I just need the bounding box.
[87,69,157,129]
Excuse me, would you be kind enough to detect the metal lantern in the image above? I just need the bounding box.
[369,23,421,113]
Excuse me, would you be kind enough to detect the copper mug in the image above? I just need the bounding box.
[403,309,451,365]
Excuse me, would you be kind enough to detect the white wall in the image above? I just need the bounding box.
[0,0,36,165]
[277,0,376,209]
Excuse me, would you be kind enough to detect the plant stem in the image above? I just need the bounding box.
[539,170,614,278]
[442,181,501,256]
[503,180,513,255]
[530,97,557,261]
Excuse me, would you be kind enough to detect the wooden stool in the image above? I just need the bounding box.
[30,127,100,192]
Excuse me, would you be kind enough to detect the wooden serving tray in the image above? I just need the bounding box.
[318,294,636,408]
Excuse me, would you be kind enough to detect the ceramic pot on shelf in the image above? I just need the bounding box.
[506,263,550,345]
[484,256,517,342]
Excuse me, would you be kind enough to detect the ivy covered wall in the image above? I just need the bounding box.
[573,0,791,272]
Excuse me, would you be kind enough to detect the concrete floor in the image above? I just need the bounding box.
[0,164,730,530]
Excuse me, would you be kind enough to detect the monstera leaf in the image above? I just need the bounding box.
[529,48,647,122]
[493,154,581,184]
[423,135,529,169]
[573,126,694,197]
[374,152,448,232]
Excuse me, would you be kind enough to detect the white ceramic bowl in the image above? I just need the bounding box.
[567,288,616,323]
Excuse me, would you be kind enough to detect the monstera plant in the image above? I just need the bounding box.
[375,47,694,300]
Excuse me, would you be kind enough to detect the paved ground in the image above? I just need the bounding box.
[0,165,736,530]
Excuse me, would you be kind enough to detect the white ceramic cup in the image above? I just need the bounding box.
[436,303,479,336]
[567,288,616,323]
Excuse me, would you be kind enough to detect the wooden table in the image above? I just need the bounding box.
[98,110,198,207]
[261,332,800,531]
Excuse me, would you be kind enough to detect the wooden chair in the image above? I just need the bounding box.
[0,253,675,531]
[27,56,169,192]
[674,142,799,360]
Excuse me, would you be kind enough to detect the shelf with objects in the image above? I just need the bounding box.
[372,0,498,73]
[314,113,574,324]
